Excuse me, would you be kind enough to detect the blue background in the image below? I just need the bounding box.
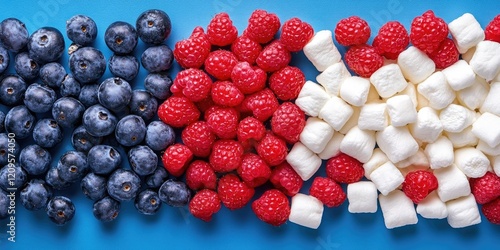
[1,0,500,249]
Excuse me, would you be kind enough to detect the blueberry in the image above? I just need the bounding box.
[45,167,71,190]
[82,104,117,137]
[24,83,57,113]
[145,166,168,189]
[39,62,67,88]
[93,196,120,222]
[115,115,146,147]
[19,144,51,176]
[78,83,99,108]
[0,189,8,219]
[107,169,141,201]
[0,111,4,132]
[20,179,53,211]
[51,97,85,128]
[158,179,191,207]
[144,73,172,100]
[71,125,102,153]
[69,47,106,84]
[60,74,81,97]
[4,105,35,139]
[128,90,157,121]
[145,121,175,151]
[46,196,75,226]
[81,173,107,201]
[104,21,138,55]
[0,75,27,106]
[98,77,132,112]
[136,9,171,45]
[0,163,28,191]
[0,18,29,53]
[0,45,9,75]
[129,145,157,176]
[109,54,139,81]
[0,133,20,166]
[55,150,88,183]
[135,189,162,215]
[66,15,98,46]
[87,145,121,175]
[14,52,39,81]
[32,119,63,148]
[28,27,65,64]
[141,45,173,73]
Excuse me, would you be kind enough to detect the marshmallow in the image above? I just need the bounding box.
[358,103,388,131]
[316,62,351,96]
[300,117,334,153]
[399,83,418,109]
[379,190,418,229]
[416,91,430,111]
[376,125,419,163]
[369,64,408,98]
[416,191,448,219]
[445,126,478,148]
[369,161,404,195]
[295,81,330,117]
[339,106,360,134]
[409,107,443,143]
[477,140,500,156]
[448,13,485,54]
[439,104,476,133]
[434,164,471,202]
[417,72,456,110]
[398,164,430,177]
[286,142,322,181]
[457,76,490,111]
[397,46,435,84]
[462,46,476,63]
[471,112,500,148]
[318,132,344,160]
[470,40,500,81]
[367,84,383,103]
[480,81,500,117]
[493,156,500,176]
[441,60,476,91]
[318,96,353,131]
[347,181,378,213]
[289,193,324,229]
[303,30,341,72]
[446,194,481,228]
[340,126,376,163]
[339,76,370,107]
[386,95,417,127]
[395,149,429,169]
[363,148,389,179]
[454,147,490,178]
[424,136,454,169]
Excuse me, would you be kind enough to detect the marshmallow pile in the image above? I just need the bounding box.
[286,13,500,229]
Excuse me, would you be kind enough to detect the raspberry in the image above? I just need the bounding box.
[162,143,193,177]
[211,81,244,107]
[237,116,266,147]
[256,132,288,167]
[206,106,239,139]
[189,189,221,222]
[334,16,371,46]
[245,9,280,44]
[482,197,500,224]
[217,173,254,210]
[171,68,212,102]
[206,12,238,46]
[344,44,383,77]
[237,153,271,188]
[325,153,364,184]
[268,66,305,101]
[195,95,216,114]
[427,38,459,69]
[271,102,305,144]
[209,139,244,173]
[309,177,346,208]
[410,10,449,54]
[158,96,200,128]
[173,26,211,69]
[204,50,238,80]
[256,40,291,72]
[231,35,262,64]
[280,17,314,52]
[251,189,290,226]
[470,171,500,205]
[269,162,303,197]
[485,14,500,42]
[181,121,216,157]
[231,61,267,95]
[185,160,217,191]
[372,21,409,60]
[240,88,279,122]
[401,170,438,203]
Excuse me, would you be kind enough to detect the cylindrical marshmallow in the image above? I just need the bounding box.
[441,60,476,91]
[339,76,370,107]
[416,191,448,219]
[446,194,481,228]
[369,161,404,196]
[462,46,476,63]
[286,142,322,181]
[379,190,418,229]
[386,95,417,127]
[395,149,429,169]
[439,104,476,133]
[409,107,443,143]
[424,136,454,169]
[369,64,408,98]
[444,126,478,148]
[340,126,376,163]
[417,72,456,110]
[480,82,500,117]
[434,164,471,202]
[295,81,331,117]
[470,40,500,81]
[303,30,341,72]
[347,181,378,213]
[358,103,388,131]
[454,147,490,178]
[471,112,500,148]
[318,133,344,160]
[316,62,351,96]
[397,46,435,84]
[289,193,324,229]
[299,117,334,154]
[448,13,485,54]
[363,148,389,179]
[399,83,418,109]
[376,125,419,163]
[457,76,490,111]
[477,140,500,156]
[318,96,353,131]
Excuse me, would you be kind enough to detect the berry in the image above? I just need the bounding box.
[427,38,459,69]
[237,153,271,188]
[251,189,290,226]
[280,17,314,52]
[231,61,267,95]
[109,54,140,81]
[402,170,438,203]
[195,95,216,114]
[241,88,279,122]
[24,83,57,113]
[88,145,121,175]
[55,151,88,183]
[135,189,162,215]
[20,179,53,211]
[136,9,172,45]
[40,62,66,88]
[104,21,138,54]
[182,121,216,157]
[485,14,500,42]
[93,196,120,222]
[32,119,63,148]
[129,145,158,176]
[237,116,266,146]
[145,167,169,189]
[174,26,211,69]
[325,153,364,184]
[204,50,238,80]
[28,27,65,63]
[217,173,254,210]
[71,125,102,153]
[334,16,371,46]
[256,133,288,167]
[309,177,346,208]
[0,190,7,219]
[129,90,158,121]
[141,45,174,73]
[158,96,200,128]
[256,40,291,72]
[144,73,173,100]
[410,10,449,54]
[372,21,409,60]
[0,75,27,106]
[245,10,280,44]
[482,197,500,224]
[69,47,106,84]
[0,45,8,75]
[189,189,221,222]
[19,144,51,176]
[207,12,238,46]
[211,81,244,107]
[81,173,107,201]
[115,115,147,147]
[107,169,141,201]
[271,102,306,144]
[206,107,239,139]
[46,196,75,226]
[79,84,99,108]
[158,179,191,207]
[269,66,305,101]
[470,171,500,205]
[15,52,39,81]
[0,18,29,52]
[66,15,98,46]
[52,97,85,128]
[98,77,132,112]
[209,140,244,173]
[45,167,71,191]
[4,105,35,139]
[171,68,212,102]
[344,44,384,77]
[185,160,217,191]
[162,143,193,177]
[60,75,81,98]
[0,163,27,191]
[269,162,303,197]
[231,35,262,64]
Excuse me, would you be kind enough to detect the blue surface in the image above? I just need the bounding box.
[1,0,500,249]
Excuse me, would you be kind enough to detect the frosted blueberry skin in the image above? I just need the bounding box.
[98,77,132,112]
[104,21,138,55]
[145,167,168,189]
[0,111,5,132]
[93,196,120,222]
[55,151,88,183]
[129,145,158,176]
[45,168,71,191]
[69,46,106,84]
[60,75,81,97]
[20,179,53,211]
[158,180,192,207]
[136,9,171,45]
[39,62,66,88]
[107,169,141,201]
[66,15,98,46]
[0,163,27,191]
[82,104,117,137]
[144,73,172,100]
[78,83,99,108]
[4,105,35,139]
[0,18,29,53]
[51,97,85,128]
[81,173,107,201]
[24,83,57,113]
[27,27,65,64]
[0,75,27,106]
[71,125,103,153]
[32,119,63,148]
[0,133,20,166]
[0,189,9,219]
[87,145,121,175]
[46,196,75,226]
[19,144,51,176]
[0,45,9,75]
[114,115,146,147]
[128,90,158,121]
[135,189,162,215]
[145,121,175,151]
[109,54,140,81]
[141,45,173,73]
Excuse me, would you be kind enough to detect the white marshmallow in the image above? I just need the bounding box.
[295,81,330,117]
[448,13,485,54]
[454,147,490,178]
[462,46,476,63]
[439,104,476,133]
[376,125,419,163]
[286,142,322,181]
[493,156,500,176]
[316,62,351,96]
[399,164,431,177]
[318,96,353,131]
[445,126,478,148]
[339,76,370,107]
[471,112,500,148]
[434,164,471,202]
[289,193,324,229]
[457,76,490,111]
[303,30,341,72]
[379,190,418,229]
[367,84,383,103]
[318,133,344,160]
[369,64,408,98]
[417,72,456,110]
[339,106,360,134]
[395,149,429,169]
[416,191,448,219]
[399,83,418,109]
[441,60,476,91]
[409,107,443,143]
[347,181,378,213]
[424,136,454,169]
[386,95,417,127]
[340,126,376,163]
[470,40,500,81]
[358,103,388,131]
[477,140,500,156]
[397,46,435,84]
[416,91,430,111]
[480,81,500,116]
[446,194,481,228]
[363,148,389,179]
[369,161,404,196]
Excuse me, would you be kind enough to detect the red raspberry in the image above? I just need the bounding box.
[204,50,238,80]
[231,35,262,64]
[162,143,193,177]
[326,153,364,184]
[401,170,438,203]
[280,17,314,52]
[372,21,409,60]
[240,88,279,122]
[271,102,306,144]
[158,96,200,128]
[173,26,211,69]
[237,116,266,147]
[217,173,255,210]
[185,160,217,191]
[206,12,238,46]
[181,121,216,158]
[251,189,290,226]
[256,132,288,167]
[344,44,384,77]
[334,16,371,46]
[171,68,212,102]
[206,106,239,139]
[245,9,280,44]
[470,171,500,205]
[309,177,346,208]
[211,81,244,107]
[256,40,291,72]
[189,189,221,222]
[195,94,216,114]
[427,38,459,69]
[231,61,266,95]
[268,66,305,101]
[269,162,303,197]
[237,153,272,188]
[485,14,500,42]
[410,10,449,54]
[482,197,500,224]
[209,139,244,173]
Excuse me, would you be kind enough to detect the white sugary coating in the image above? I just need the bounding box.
[448,13,485,54]
[441,60,476,91]
[295,81,331,117]
[480,81,500,117]
[340,76,370,107]
[424,136,455,169]
[379,190,418,229]
[395,149,429,169]
[409,107,443,143]
[340,126,376,163]
[369,64,408,98]
[369,161,404,196]
[444,126,479,148]
[446,194,481,228]
[358,103,389,131]
[289,194,324,229]
[397,46,435,84]
[439,104,476,133]
[470,40,500,81]
[471,112,500,148]
[347,181,378,213]
[434,164,471,202]
[286,142,322,181]
[416,191,448,219]
[339,106,361,134]
[386,95,418,127]
[457,76,490,111]
[417,71,456,110]
[376,125,419,163]
[454,147,490,178]
[300,117,334,154]
[318,96,353,131]
[316,62,351,96]
[318,132,344,160]
[303,30,341,72]
[363,148,389,179]
[477,140,500,157]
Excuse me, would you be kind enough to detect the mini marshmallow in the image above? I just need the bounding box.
[318,132,344,160]
[434,164,471,202]
[448,13,485,54]
[439,104,476,133]
[399,164,431,177]
[441,60,476,91]
[416,191,448,219]
[300,117,334,153]
[340,126,376,163]
[480,81,500,117]
[416,91,430,111]
[379,190,418,229]
[386,95,417,127]
[446,194,481,228]
[457,76,490,111]
[289,193,324,229]
[316,62,351,96]
[286,142,322,181]
[477,140,500,156]
[369,64,408,98]
[395,149,429,169]
[339,106,360,134]
[358,103,388,131]
[376,125,419,163]
[318,96,353,131]
[424,136,454,169]
[363,148,389,179]
[303,30,341,72]
[399,83,418,109]
[417,72,456,110]
[470,40,500,81]
[295,81,330,117]
[369,161,404,195]
[462,46,476,63]
[454,147,490,178]
[347,181,378,213]
[367,84,383,103]
[471,112,500,148]
[493,156,500,176]
[339,76,370,107]
[409,107,443,143]
[445,126,478,148]
[397,46,435,84]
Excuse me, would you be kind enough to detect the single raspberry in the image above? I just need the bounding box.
[269,162,303,197]
[251,189,290,226]
[271,102,306,144]
[158,96,200,128]
[344,44,384,77]
[231,35,262,64]
[209,139,244,173]
[245,9,280,44]
[237,116,266,147]
[482,197,500,224]
[231,61,267,95]
[410,10,449,54]
[204,50,238,80]
[173,26,211,69]
[268,66,305,101]
[162,143,193,177]
[256,132,288,167]
[185,160,217,191]
[485,14,500,42]
[334,16,371,46]
[217,173,255,210]
[189,189,221,222]
[280,17,314,52]
[309,177,346,208]
[326,153,364,184]
[206,106,239,139]
[206,12,238,46]
[171,68,212,102]
[211,81,244,107]
[372,21,409,60]
[195,95,216,114]
[240,88,279,122]
[237,153,272,188]
[256,40,291,72]
[401,170,438,203]
[470,171,500,205]
[427,38,459,69]
[181,121,216,158]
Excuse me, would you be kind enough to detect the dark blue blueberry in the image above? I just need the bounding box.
[51,97,85,128]
[115,115,146,147]
[81,173,107,201]
[19,144,51,176]
[0,45,9,75]
[97,77,132,112]
[71,125,102,153]
[28,27,65,64]
[14,52,39,81]
[136,9,171,45]
[129,90,158,121]
[87,145,121,175]
[39,62,66,88]
[144,73,172,100]
[135,189,162,215]
[69,47,106,84]
[0,75,27,106]
[32,119,63,148]
[45,167,71,190]
[145,121,175,151]
[60,75,81,97]
[78,83,99,108]
[24,83,57,113]
[158,180,191,207]
[129,145,157,176]
[66,15,98,46]
[107,169,141,201]
[145,166,168,189]
[108,54,139,81]
[0,189,9,219]
[0,163,28,191]
[0,18,29,53]
[55,150,88,183]
[82,104,117,137]
[0,133,20,166]
[20,179,52,211]
[104,21,138,55]
[4,105,35,139]
[0,111,4,132]
[93,196,120,222]
[46,196,75,226]
[141,45,173,73]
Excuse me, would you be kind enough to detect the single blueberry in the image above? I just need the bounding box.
[144,73,172,100]
[97,77,132,112]
[28,27,65,64]
[69,46,106,84]
[0,133,20,166]
[19,144,51,176]
[66,15,98,46]
[129,90,158,121]
[60,74,81,97]
[115,115,146,147]
[39,62,67,88]
[81,173,107,201]
[78,83,99,108]
[158,179,191,207]
[0,111,4,132]
[135,189,162,215]
[87,145,121,175]
[55,150,88,183]
[145,166,168,189]
[145,121,175,151]
[51,97,85,128]
[128,145,157,176]
[45,167,71,190]
[93,196,120,222]
[82,104,117,137]
[104,21,138,55]
[108,54,139,81]
[0,18,29,53]
[107,169,141,201]
[24,83,57,113]
[0,75,27,106]
[4,105,35,139]
[46,196,75,226]
[0,163,28,191]
[14,52,39,81]
[71,125,102,153]
[20,179,53,211]
[141,45,173,73]
[32,119,63,148]
[0,45,9,75]
[0,189,8,219]
[136,9,171,45]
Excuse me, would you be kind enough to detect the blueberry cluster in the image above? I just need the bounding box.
[0,9,190,226]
